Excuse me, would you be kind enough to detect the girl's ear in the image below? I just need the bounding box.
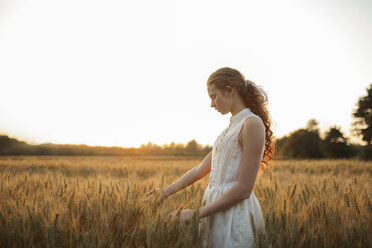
[223,85,234,97]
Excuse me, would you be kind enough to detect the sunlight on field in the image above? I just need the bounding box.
[0,156,371,247]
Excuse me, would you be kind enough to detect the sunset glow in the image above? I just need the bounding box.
[0,0,371,147]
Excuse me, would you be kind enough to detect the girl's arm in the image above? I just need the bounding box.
[163,151,212,198]
[199,117,265,219]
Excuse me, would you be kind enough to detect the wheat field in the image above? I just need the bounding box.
[0,156,371,247]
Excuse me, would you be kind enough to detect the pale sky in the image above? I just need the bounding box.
[0,0,371,148]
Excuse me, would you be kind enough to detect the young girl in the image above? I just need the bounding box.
[144,67,274,247]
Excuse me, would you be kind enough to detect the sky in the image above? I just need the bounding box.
[0,0,371,148]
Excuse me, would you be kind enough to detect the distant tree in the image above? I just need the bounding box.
[325,126,347,143]
[145,142,156,149]
[348,143,363,157]
[169,142,176,148]
[274,136,288,158]
[306,119,320,133]
[0,135,33,155]
[202,145,212,154]
[323,126,352,158]
[185,139,201,154]
[357,145,372,160]
[282,128,324,159]
[352,84,372,160]
[276,119,324,159]
[352,84,372,145]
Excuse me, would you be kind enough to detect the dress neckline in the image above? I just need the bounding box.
[229,107,252,126]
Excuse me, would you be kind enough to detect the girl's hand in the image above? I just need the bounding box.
[168,209,196,224]
[142,187,168,204]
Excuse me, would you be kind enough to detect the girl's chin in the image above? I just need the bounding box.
[216,108,226,114]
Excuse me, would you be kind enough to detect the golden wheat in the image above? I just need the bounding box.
[0,156,371,247]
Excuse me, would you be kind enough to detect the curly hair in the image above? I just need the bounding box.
[206,67,275,175]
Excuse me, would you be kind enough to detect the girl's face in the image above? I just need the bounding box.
[207,84,232,115]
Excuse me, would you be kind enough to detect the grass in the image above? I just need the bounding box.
[0,156,371,247]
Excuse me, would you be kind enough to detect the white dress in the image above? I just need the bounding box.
[199,107,266,248]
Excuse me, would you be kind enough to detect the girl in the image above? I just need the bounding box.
[144,67,275,247]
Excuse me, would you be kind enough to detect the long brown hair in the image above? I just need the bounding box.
[207,67,275,175]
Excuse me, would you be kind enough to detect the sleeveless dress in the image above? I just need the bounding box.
[199,107,266,248]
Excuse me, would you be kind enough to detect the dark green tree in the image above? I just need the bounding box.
[274,136,288,158]
[276,119,324,159]
[352,84,372,145]
[352,84,372,160]
[306,119,320,133]
[282,129,325,159]
[323,126,352,158]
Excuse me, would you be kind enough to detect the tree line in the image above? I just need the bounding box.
[276,83,371,160]
[275,119,361,159]
[0,136,212,157]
